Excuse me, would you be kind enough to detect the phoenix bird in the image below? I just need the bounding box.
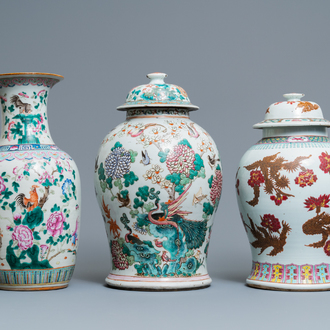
[148,183,207,253]
[15,185,39,212]
[187,122,199,138]
[10,95,32,114]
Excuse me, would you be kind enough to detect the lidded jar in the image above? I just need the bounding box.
[236,93,330,291]
[94,73,222,290]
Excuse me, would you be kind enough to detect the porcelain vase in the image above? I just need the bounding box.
[236,93,330,291]
[0,72,81,291]
[94,73,222,290]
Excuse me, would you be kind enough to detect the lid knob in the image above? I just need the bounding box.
[283,93,305,102]
[147,72,168,85]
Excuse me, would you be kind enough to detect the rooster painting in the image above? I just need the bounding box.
[10,95,32,114]
[15,185,39,212]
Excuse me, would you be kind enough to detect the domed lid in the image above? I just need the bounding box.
[117,72,198,110]
[253,93,330,129]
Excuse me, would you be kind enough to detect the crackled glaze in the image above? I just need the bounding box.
[236,93,330,291]
[0,73,81,291]
[95,73,222,290]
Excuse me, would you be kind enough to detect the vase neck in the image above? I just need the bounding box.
[125,108,191,120]
[262,126,328,138]
[0,77,59,146]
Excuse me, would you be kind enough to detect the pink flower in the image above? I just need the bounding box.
[24,164,29,171]
[12,225,33,250]
[6,225,11,230]
[210,169,222,205]
[47,211,66,237]
[0,96,7,102]
[0,176,6,194]
[13,213,21,221]
[13,166,18,175]
[166,144,196,177]
[38,171,55,185]
[18,92,29,98]
[17,174,23,182]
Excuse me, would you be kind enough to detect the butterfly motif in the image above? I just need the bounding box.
[140,150,150,165]
[192,187,207,205]
[208,154,220,169]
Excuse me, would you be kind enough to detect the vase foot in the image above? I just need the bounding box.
[246,279,330,291]
[105,273,212,291]
[0,282,69,291]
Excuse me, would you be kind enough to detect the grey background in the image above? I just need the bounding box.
[1,0,330,328]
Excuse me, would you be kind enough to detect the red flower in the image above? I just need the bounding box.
[248,170,265,187]
[304,194,330,212]
[294,169,317,187]
[270,195,288,206]
[324,240,330,256]
[319,152,330,174]
[261,214,281,232]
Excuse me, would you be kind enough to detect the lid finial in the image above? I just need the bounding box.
[283,93,305,102]
[147,72,168,85]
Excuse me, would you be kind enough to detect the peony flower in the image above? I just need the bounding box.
[111,240,129,270]
[0,176,6,194]
[324,240,330,256]
[105,147,131,179]
[304,194,330,213]
[248,170,265,187]
[210,169,222,205]
[12,225,33,251]
[294,169,317,187]
[270,195,288,206]
[47,211,66,237]
[166,144,196,177]
[319,152,330,174]
[261,214,281,232]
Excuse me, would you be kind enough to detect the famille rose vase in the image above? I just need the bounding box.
[0,73,81,291]
[236,93,330,291]
[94,73,222,290]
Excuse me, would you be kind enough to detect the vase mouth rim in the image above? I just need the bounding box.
[0,72,64,80]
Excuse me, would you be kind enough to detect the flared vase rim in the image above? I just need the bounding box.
[0,72,64,81]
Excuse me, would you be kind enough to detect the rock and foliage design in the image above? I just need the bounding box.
[0,155,79,270]
[96,119,221,277]
[244,213,291,256]
[244,152,311,206]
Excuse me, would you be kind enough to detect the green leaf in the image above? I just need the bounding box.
[194,154,204,171]
[133,198,144,209]
[136,186,149,202]
[9,201,16,213]
[178,139,192,149]
[10,122,23,139]
[114,178,123,190]
[111,141,123,151]
[63,222,70,230]
[12,181,19,193]
[1,188,13,199]
[106,177,113,189]
[33,231,41,240]
[72,170,76,180]
[129,209,139,218]
[8,105,15,113]
[180,173,190,186]
[129,150,138,163]
[208,175,214,189]
[198,167,206,179]
[100,181,107,193]
[203,202,214,216]
[143,202,154,213]
[123,171,139,187]
[98,163,106,181]
[51,204,61,213]
[158,149,170,163]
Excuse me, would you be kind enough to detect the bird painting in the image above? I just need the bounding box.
[10,95,32,114]
[71,218,79,247]
[192,187,207,206]
[15,185,39,212]
[140,150,151,165]
[117,192,131,208]
[208,154,220,169]
[120,213,143,245]
[148,183,208,251]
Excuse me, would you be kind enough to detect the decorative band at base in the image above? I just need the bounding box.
[106,273,211,290]
[0,265,75,290]
[248,261,330,288]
